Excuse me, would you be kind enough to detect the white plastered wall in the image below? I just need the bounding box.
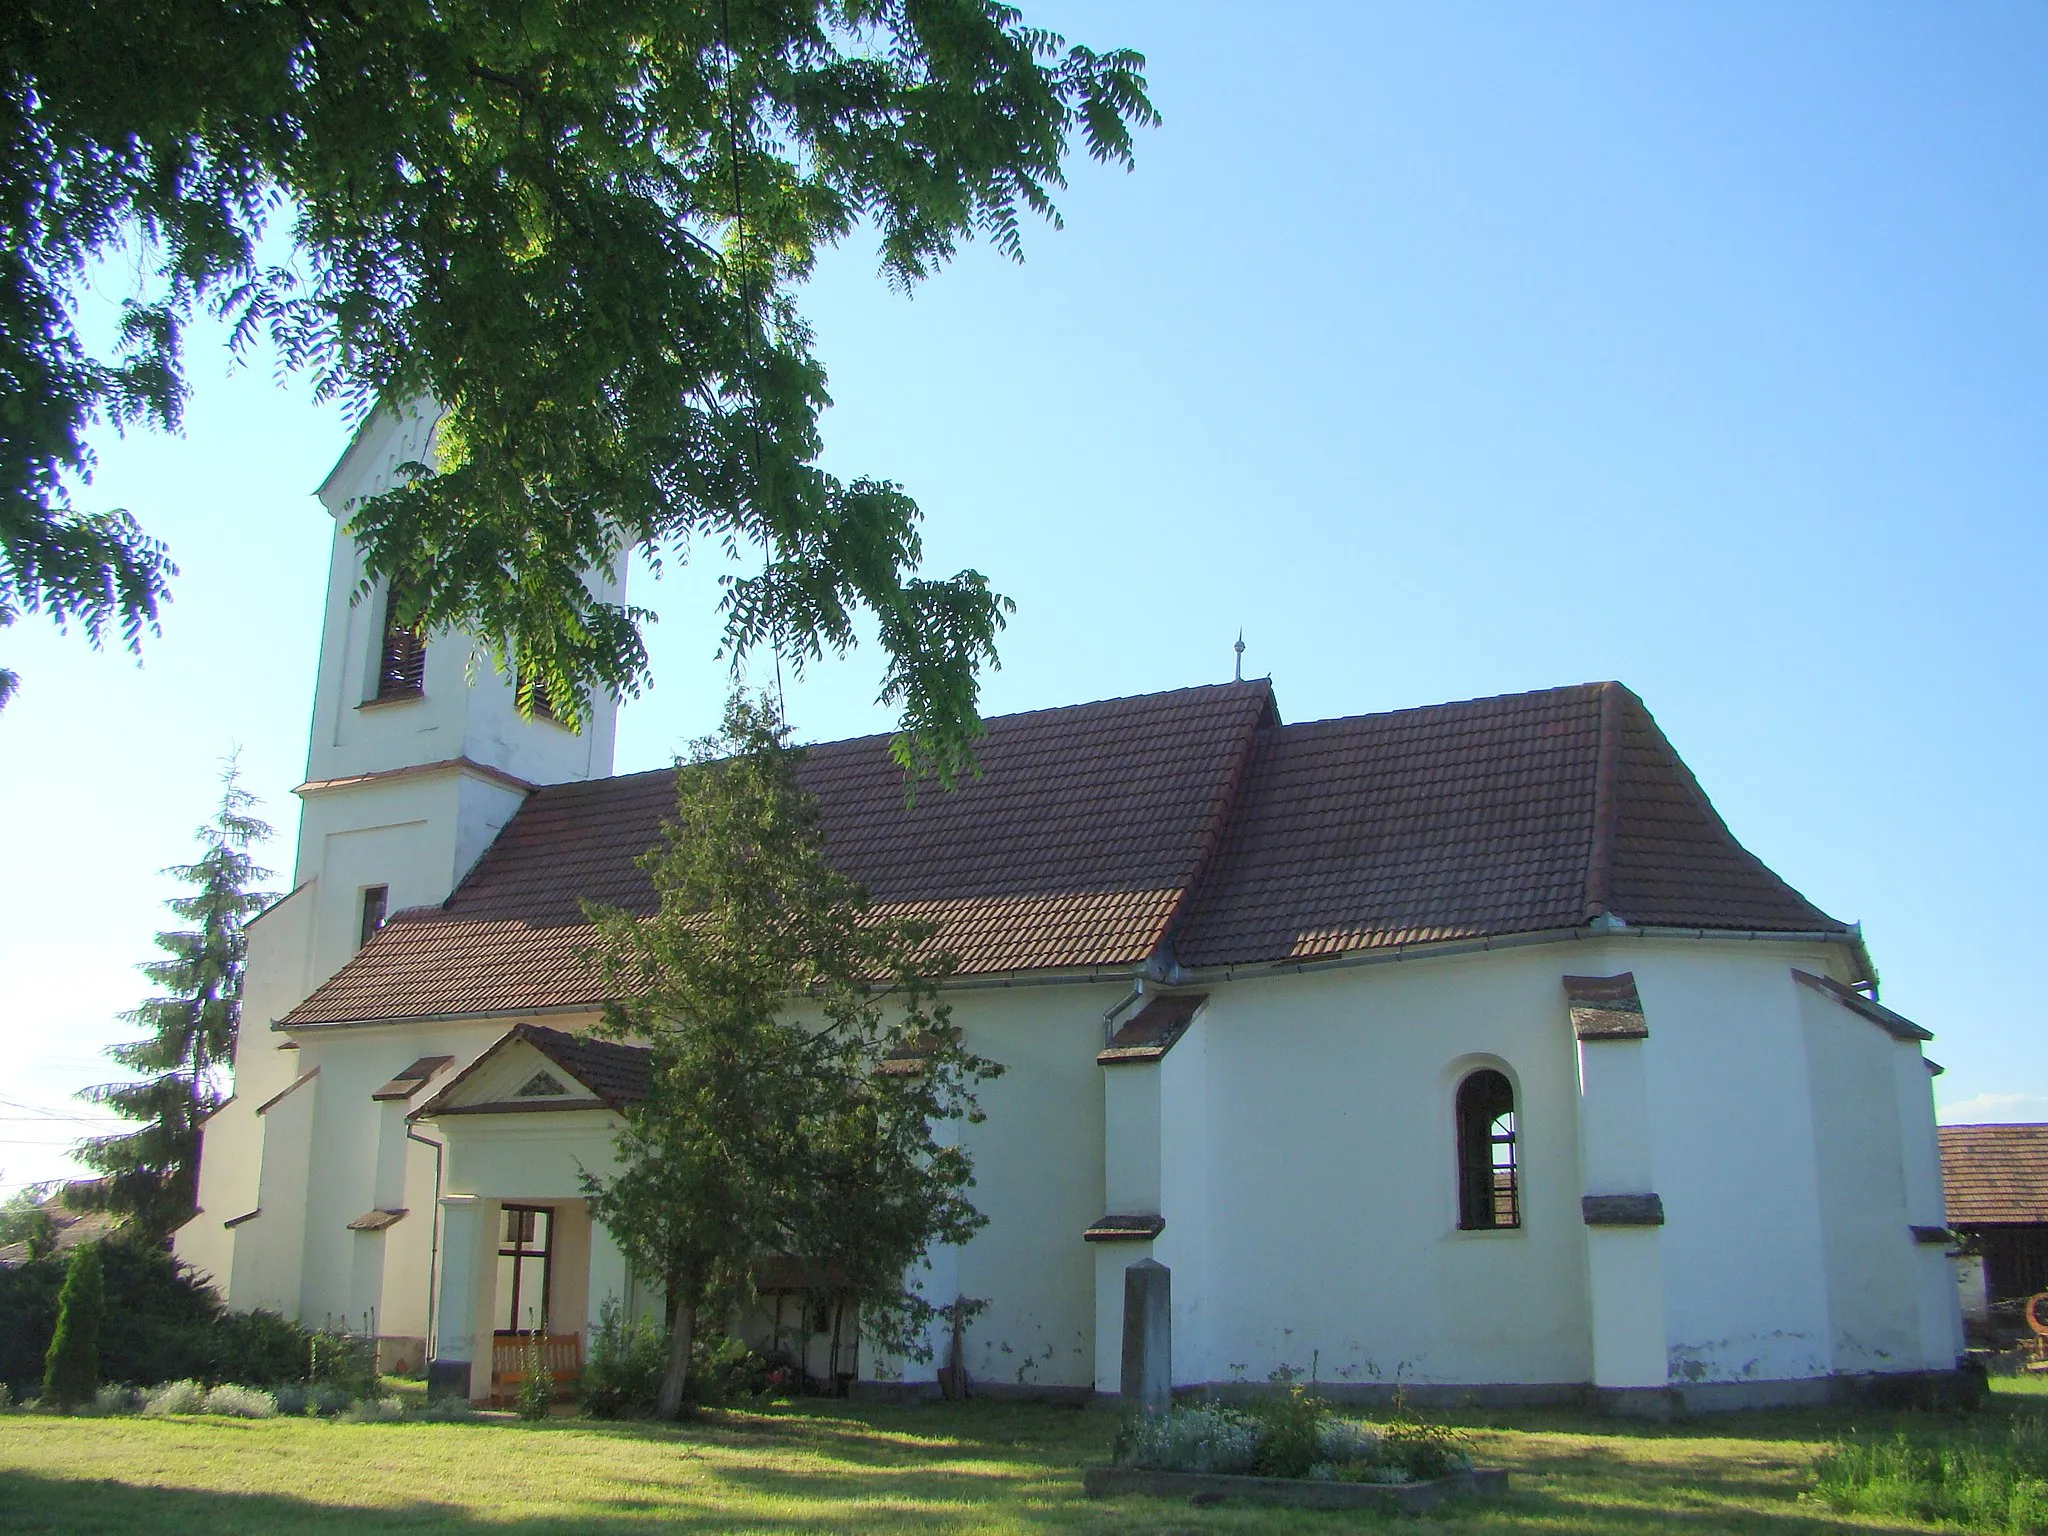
[942,984,1120,1393]
[1194,948,1593,1388]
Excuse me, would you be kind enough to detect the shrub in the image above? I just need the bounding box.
[0,1383,11,1412]
[1111,1388,1470,1485]
[307,1328,380,1399]
[1814,1419,2048,1533]
[693,1334,775,1405]
[274,1381,354,1417]
[202,1384,279,1418]
[0,1244,315,1395]
[92,1384,143,1415]
[517,1330,553,1421]
[579,1301,667,1419]
[1248,1383,1330,1479]
[210,1311,312,1387]
[337,1396,405,1423]
[41,1243,105,1409]
[1116,1405,1262,1474]
[412,1395,476,1422]
[142,1379,206,1417]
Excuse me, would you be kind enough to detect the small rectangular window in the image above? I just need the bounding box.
[516,667,559,724]
[374,584,426,701]
[359,885,388,949]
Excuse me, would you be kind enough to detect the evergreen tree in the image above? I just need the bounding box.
[41,1241,104,1409]
[73,762,272,1246]
[582,692,999,1417]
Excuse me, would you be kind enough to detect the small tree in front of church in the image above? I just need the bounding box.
[582,692,1000,1419]
[74,761,272,1246]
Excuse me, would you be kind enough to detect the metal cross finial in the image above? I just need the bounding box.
[1233,630,1245,683]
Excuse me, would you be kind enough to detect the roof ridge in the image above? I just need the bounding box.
[1150,687,1283,972]
[1276,679,1610,735]
[1582,681,1626,923]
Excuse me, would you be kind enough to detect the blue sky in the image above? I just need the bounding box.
[2,2,2043,1193]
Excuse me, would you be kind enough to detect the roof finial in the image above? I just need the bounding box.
[1233,630,1245,684]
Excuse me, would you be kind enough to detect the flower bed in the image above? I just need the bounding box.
[1089,1386,1509,1511]
[1082,1463,1509,1513]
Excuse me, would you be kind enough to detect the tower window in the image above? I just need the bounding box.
[374,583,426,701]
[1456,1068,1521,1230]
[516,667,560,724]
[359,885,388,949]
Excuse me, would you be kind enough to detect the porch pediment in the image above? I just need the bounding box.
[411,1023,650,1119]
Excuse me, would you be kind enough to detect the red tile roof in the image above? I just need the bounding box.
[283,679,1849,1027]
[1169,682,1836,967]
[1939,1125,2048,1227]
[285,683,1276,1025]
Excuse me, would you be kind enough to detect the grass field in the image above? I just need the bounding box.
[1,1382,2043,1534]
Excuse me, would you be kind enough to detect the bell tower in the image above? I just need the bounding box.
[291,400,623,992]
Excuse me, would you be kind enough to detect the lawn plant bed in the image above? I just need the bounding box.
[3,1385,2048,1532]
[1082,1461,1510,1512]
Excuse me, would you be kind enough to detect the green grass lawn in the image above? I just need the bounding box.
[1,1383,2043,1534]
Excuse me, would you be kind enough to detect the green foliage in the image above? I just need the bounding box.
[0,1183,58,1260]
[2,1,1156,767]
[1813,1417,2048,1532]
[1376,1389,1476,1482]
[72,762,272,1246]
[0,1242,312,1395]
[1248,1382,1331,1480]
[581,690,1002,1415]
[577,1300,668,1420]
[1115,1386,1472,1486]
[516,1329,554,1421]
[691,1335,783,1406]
[1115,1403,1261,1475]
[41,1243,105,1409]
[307,1328,380,1400]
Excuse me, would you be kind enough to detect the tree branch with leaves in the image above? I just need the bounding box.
[1,1,1157,773]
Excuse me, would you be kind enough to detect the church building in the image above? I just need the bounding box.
[178,413,1964,1411]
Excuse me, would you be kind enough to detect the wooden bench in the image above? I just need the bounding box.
[490,1333,584,1403]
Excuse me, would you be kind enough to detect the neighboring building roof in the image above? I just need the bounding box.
[284,679,1850,1028]
[1940,1125,2048,1226]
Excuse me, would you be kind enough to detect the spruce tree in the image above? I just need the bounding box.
[74,762,272,1245]
[41,1241,105,1409]
[582,692,999,1417]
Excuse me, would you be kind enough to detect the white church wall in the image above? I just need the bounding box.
[1638,943,1848,1387]
[1196,948,1593,1389]
[287,1017,522,1328]
[1157,1008,1214,1387]
[1794,979,1931,1375]
[946,983,1120,1394]
[1894,1045,1965,1368]
[179,882,317,1286]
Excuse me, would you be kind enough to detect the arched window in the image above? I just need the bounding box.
[1456,1069,1520,1230]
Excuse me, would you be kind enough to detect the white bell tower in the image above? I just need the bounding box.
[291,400,623,991]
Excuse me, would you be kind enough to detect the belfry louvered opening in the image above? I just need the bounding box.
[375,582,426,700]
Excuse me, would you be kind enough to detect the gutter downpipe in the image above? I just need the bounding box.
[405,1125,446,1361]
[1101,978,1146,1047]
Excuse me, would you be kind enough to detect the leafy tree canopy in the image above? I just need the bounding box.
[0,0,1156,774]
[582,691,999,1415]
